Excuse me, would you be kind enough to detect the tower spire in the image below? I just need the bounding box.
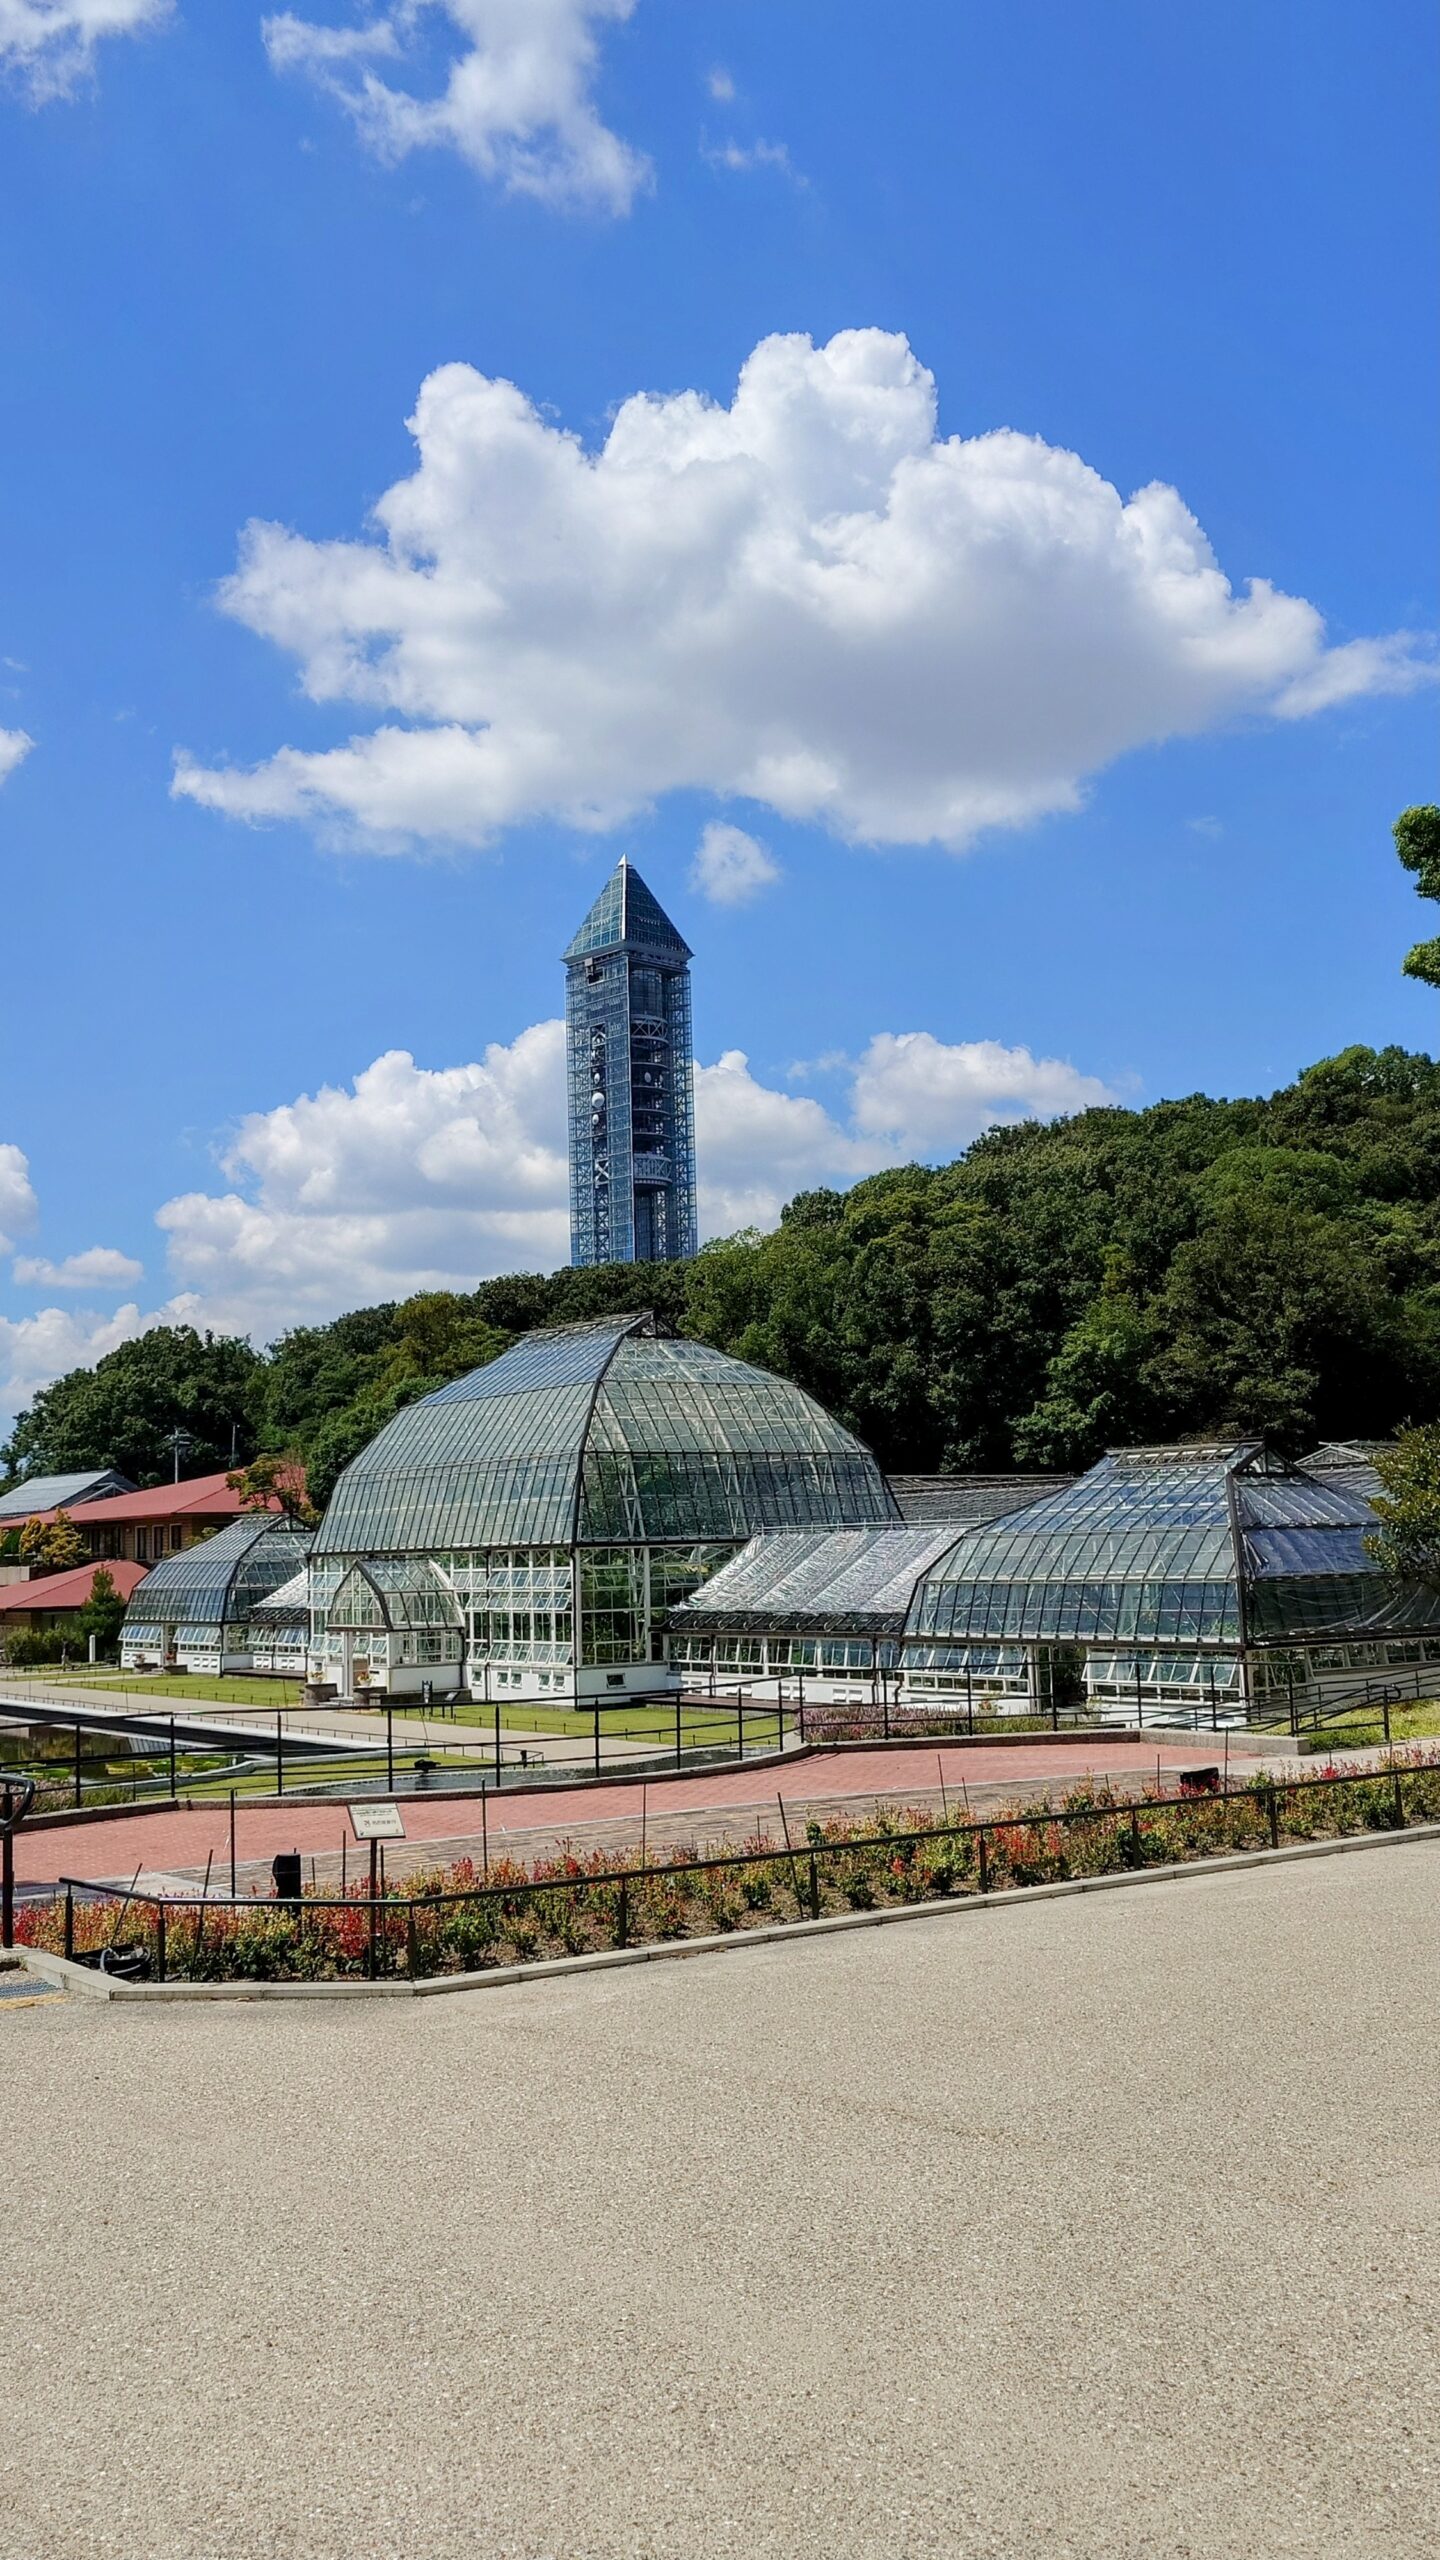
[562,859,697,1267]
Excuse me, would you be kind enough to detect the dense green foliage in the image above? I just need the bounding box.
[78,1566,127,1654]
[1366,1424,1440,1585]
[0,1325,261,1488]
[1395,804,1440,988]
[5,1044,1440,1497]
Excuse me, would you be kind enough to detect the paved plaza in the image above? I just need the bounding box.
[4,1840,1438,2559]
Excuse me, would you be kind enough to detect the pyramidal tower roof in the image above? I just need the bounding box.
[562,856,692,963]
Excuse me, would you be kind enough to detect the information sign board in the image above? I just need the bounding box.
[349,1802,406,1841]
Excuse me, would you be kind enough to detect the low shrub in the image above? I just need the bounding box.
[22,1749,1440,1985]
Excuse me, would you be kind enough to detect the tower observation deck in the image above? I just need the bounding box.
[563,858,698,1268]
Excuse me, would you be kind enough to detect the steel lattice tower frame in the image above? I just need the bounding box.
[563,858,698,1268]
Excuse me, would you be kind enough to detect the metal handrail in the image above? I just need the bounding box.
[50,1750,1435,1981]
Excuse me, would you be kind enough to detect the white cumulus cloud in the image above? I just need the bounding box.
[173,328,1432,859]
[154,1028,575,1340]
[0,1143,39,1254]
[0,727,33,783]
[0,0,170,98]
[690,821,780,907]
[0,1020,1120,1420]
[263,0,649,213]
[146,1020,1119,1339]
[0,1301,176,1435]
[702,134,804,184]
[849,1032,1117,1154]
[12,1245,145,1289]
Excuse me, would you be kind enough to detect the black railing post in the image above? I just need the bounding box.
[977,1828,990,1895]
[74,1719,83,1809]
[1383,1695,1391,1745]
[406,1902,419,1978]
[1392,1766,1406,1830]
[593,1699,601,1778]
[368,1837,379,1980]
[386,1700,394,1793]
[276,1712,284,1796]
[155,1901,167,1984]
[808,1848,820,1919]
[675,1690,682,1771]
[64,1888,74,1961]
[494,1693,502,1784]
[737,1690,744,1761]
[616,1873,628,1949]
[1267,1784,1279,1849]
[169,1715,177,1802]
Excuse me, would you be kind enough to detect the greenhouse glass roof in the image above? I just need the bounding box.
[121,1515,313,1630]
[670,1526,963,1636]
[906,1445,1440,1649]
[314,1314,899,1557]
[247,1569,310,1627]
[323,1559,464,1633]
[0,1467,133,1520]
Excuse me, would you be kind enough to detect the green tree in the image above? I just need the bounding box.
[226,1447,318,1527]
[1394,805,1440,987]
[1013,1255,1158,1467]
[1366,1425,1440,1585]
[78,1566,127,1655]
[1,1325,261,1487]
[19,1510,87,1573]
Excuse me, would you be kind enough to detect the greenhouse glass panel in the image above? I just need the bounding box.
[122,1514,311,1634]
[314,1314,896,1560]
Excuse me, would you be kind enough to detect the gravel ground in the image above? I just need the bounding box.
[4,1842,1439,2560]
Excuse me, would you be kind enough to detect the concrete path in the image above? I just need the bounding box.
[4,1843,1438,2558]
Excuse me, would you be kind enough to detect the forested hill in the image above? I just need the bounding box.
[6,1044,1439,1504]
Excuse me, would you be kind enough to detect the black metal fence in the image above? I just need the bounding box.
[42,1754,1436,1986]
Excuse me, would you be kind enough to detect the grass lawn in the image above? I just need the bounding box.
[1298,1697,1440,1752]
[420,1695,783,1746]
[13,1666,307,1707]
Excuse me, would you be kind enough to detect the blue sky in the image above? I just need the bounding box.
[0,0,1434,1422]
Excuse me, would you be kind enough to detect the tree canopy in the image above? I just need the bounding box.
[4,1044,1439,1498]
[0,1326,262,1489]
[1395,804,1440,988]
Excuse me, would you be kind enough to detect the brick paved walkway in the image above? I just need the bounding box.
[16,1735,1260,1891]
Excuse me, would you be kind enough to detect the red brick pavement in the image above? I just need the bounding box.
[17,1736,1257,1889]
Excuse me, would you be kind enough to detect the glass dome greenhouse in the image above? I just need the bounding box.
[309,1312,899,1699]
[120,1513,313,1674]
[903,1443,1440,1721]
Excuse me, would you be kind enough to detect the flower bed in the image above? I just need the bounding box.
[20,1752,1440,1986]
